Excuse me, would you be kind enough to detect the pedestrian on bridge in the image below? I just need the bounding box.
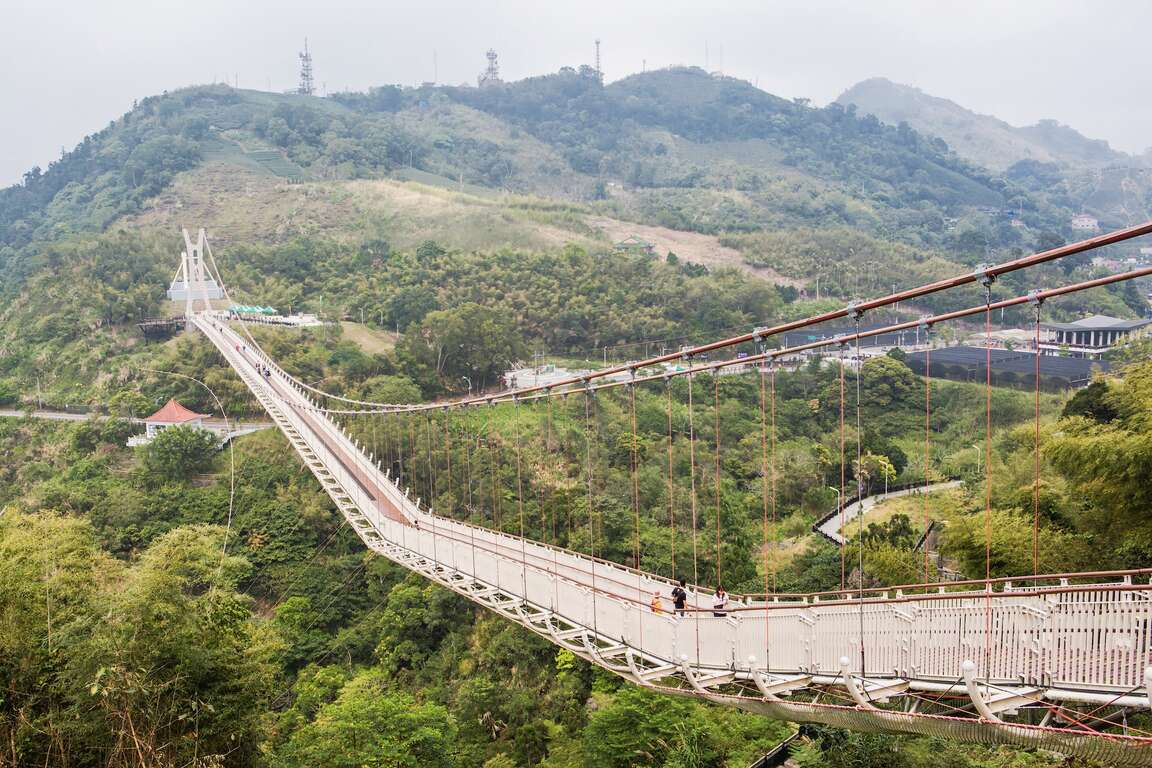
[672,579,687,616]
[713,587,729,618]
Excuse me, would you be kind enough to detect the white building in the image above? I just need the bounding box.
[1039,315,1152,359]
[1070,214,1100,232]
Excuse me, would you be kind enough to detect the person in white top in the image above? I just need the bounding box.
[712,587,729,617]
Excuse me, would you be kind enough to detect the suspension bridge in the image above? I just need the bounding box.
[172,225,1152,764]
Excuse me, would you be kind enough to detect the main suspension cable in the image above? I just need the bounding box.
[305,266,1152,418]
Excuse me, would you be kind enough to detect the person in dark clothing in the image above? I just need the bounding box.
[671,579,688,617]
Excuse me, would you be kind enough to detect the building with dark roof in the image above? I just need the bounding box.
[1039,315,1151,359]
[904,347,1107,391]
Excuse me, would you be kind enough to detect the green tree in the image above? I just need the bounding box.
[357,374,423,404]
[582,686,696,768]
[854,452,896,496]
[397,302,526,392]
[141,424,218,481]
[1060,379,1116,423]
[108,389,152,417]
[277,671,457,768]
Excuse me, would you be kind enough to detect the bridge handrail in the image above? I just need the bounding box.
[391,506,1152,614]
[435,524,1152,612]
[739,567,1152,602]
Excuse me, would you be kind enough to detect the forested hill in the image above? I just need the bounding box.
[837,77,1126,172]
[3,67,1112,291]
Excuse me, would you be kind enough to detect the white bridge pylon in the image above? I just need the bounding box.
[191,313,1152,765]
[168,228,224,315]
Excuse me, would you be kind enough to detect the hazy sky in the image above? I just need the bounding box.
[3,0,1151,186]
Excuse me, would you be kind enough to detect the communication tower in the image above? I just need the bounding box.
[298,39,315,96]
[478,49,502,88]
[594,39,602,84]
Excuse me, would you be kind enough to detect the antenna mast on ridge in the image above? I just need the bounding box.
[298,39,315,96]
[478,49,502,88]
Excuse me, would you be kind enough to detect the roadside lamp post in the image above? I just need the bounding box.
[828,486,843,537]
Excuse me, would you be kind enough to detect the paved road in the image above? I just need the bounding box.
[817,480,964,545]
[0,408,271,433]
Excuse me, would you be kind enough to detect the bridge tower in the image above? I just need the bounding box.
[167,228,224,316]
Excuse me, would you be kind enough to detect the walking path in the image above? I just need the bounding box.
[0,407,272,434]
[817,480,964,545]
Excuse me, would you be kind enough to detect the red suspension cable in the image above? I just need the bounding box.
[686,370,701,664]
[924,334,932,584]
[667,381,676,580]
[759,362,770,600]
[770,362,778,594]
[1033,300,1043,575]
[839,343,847,591]
[443,409,453,517]
[984,285,994,677]
[630,383,641,572]
[713,374,722,587]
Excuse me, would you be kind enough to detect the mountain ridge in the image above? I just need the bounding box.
[836,76,1126,171]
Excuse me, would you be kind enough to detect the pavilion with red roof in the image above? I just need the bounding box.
[137,398,210,442]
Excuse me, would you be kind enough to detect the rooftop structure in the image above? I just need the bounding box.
[1070,213,1100,231]
[1039,314,1152,358]
[962,328,1037,351]
[904,346,1107,390]
[127,399,211,446]
[613,234,656,256]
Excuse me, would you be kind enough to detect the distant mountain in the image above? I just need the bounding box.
[836,77,1125,171]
